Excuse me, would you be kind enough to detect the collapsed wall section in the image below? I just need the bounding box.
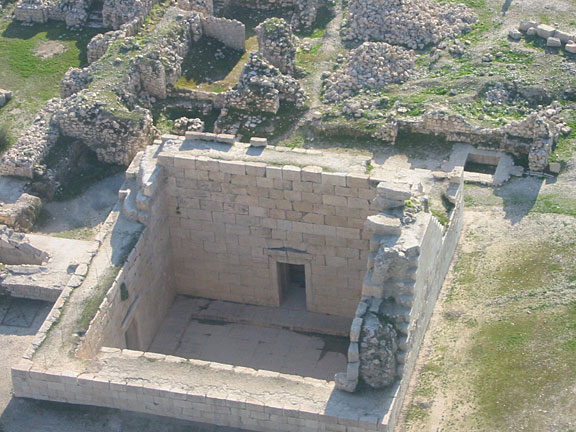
[158,153,379,317]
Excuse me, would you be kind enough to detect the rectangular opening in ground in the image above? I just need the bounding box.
[464,153,500,175]
[278,262,306,311]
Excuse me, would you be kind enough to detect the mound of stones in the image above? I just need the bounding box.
[342,0,477,49]
[256,17,297,76]
[323,42,416,103]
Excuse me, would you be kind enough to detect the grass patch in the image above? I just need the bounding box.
[531,193,576,217]
[77,265,121,335]
[0,124,12,152]
[472,303,576,428]
[174,36,257,93]
[52,227,94,241]
[0,19,98,139]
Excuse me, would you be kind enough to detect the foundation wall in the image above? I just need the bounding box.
[12,354,387,432]
[158,154,379,317]
[78,184,176,358]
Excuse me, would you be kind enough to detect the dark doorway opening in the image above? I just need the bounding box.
[125,319,139,350]
[278,263,306,311]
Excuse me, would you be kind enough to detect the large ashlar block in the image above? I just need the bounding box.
[364,215,401,235]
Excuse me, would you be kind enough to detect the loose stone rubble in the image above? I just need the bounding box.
[171,117,205,135]
[342,0,477,49]
[322,42,416,103]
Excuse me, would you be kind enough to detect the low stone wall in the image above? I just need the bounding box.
[201,16,245,52]
[167,87,228,109]
[0,225,49,265]
[12,350,386,432]
[515,21,576,53]
[312,107,561,172]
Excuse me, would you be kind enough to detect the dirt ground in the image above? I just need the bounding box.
[398,164,576,431]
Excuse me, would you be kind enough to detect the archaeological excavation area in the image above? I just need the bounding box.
[1,0,575,428]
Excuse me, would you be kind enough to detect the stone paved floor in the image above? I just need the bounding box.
[148,298,350,381]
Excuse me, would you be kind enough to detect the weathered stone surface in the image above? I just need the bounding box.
[172,117,204,135]
[536,24,556,39]
[323,42,416,103]
[256,18,296,75]
[359,312,398,388]
[547,37,562,47]
[364,214,401,235]
[0,89,13,108]
[0,194,42,232]
[342,0,477,49]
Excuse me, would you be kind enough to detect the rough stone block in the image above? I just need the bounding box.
[364,215,401,235]
[350,317,363,342]
[547,37,562,47]
[250,137,268,147]
[322,172,347,187]
[518,20,537,32]
[376,182,412,201]
[536,24,556,39]
[301,166,323,183]
[565,43,576,53]
[282,165,301,181]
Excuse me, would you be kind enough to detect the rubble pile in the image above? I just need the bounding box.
[323,42,416,103]
[342,0,477,49]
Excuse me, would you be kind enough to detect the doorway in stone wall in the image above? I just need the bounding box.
[125,319,139,350]
[278,263,306,311]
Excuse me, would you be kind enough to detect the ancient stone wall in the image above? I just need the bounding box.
[158,154,380,317]
[12,353,386,432]
[336,172,464,432]
[201,16,245,52]
[77,180,175,358]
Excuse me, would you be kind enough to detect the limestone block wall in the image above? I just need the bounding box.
[158,154,379,317]
[201,16,246,52]
[78,187,175,358]
[12,352,386,432]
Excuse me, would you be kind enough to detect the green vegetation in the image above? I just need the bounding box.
[53,227,94,241]
[77,265,121,335]
[0,124,12,152]
[175,36,258,93]
[0,19,98,142]
[295,41,323,75]
[472,304,576,428]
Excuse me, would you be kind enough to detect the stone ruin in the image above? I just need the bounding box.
[341,0,477,49]
[0,89,12,109]
[512,21,576,53]
[0,225,49,266]
[8,131,468,431]
[322,42,416,103]
[256,17,297,76]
